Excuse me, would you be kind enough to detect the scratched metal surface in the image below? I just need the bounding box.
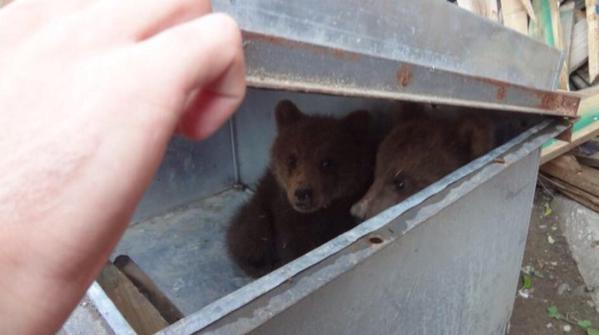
[213,0,562,90]
[114,189,254,315]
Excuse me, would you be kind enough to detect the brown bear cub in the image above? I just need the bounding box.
[351,116,496,220]
[227,100,377,278]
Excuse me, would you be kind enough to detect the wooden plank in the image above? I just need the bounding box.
[457,0,500,21]
[520,0,537,21]
[577,84,599,96]
[529,0,564,49]
[114,255,184,324]
[587,0,599,83]
[541,154,599,197]
[549,0,570,89]
[502,0,530,34]
[540,174,599,212]
[529,0,547,41]
[541,122,599,163]
[97,262,169,335]
[569,18,588,73]
[560,2,576,65]
[542,153,582,173]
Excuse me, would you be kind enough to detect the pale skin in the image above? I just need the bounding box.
[0,0,246,333]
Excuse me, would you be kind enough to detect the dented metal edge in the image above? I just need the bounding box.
[86,282,136,335]
[157,120,566,335]
[242,32,579,118]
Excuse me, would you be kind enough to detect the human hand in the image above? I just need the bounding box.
[0,0,245,333]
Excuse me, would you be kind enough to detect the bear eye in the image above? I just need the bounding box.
[393,175,407,192]
[288,155,297,170]
[320,159,334,169]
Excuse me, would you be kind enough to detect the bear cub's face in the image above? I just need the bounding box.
[351,117,494,220]
[271,100,373,214]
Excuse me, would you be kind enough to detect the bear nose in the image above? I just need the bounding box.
[294,188,313,202]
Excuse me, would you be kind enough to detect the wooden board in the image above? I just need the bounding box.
[578,84,599,96]
[97,262,169,335]
[587,0,599,83]
[540,174,599,212]
[550,0,570,89]
[502,0,530,33]
[114,255,184,324]
[560,2,576,67]
[520,0,537,21]
[569,19,589,73]
[542,123,599,163]
[457,0,500,21]
[541,154,599,197]
[541,93,599,163]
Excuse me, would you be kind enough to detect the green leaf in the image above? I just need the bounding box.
[522,275,533,289]
[578,320,593,329]
[544,203,553,217]
[547,306,562,320]
[587,328,599,335]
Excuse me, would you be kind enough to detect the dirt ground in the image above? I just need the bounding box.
[509,189,599,334]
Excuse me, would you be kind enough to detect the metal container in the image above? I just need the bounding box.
[60,1,577,334]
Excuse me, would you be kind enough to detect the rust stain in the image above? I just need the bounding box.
[473,75,579,117]
[396,64,412,87]
[244,32,360,62]
[535,93,579,116]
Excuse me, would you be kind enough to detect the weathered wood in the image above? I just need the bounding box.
[586,0,599,83]
[577,84,599,96]
[560,2,576,66]
[541,93,599,163]
[549,0,570,89]
[541,123,599,163]
[569,19,589,73]
[457,0,500,21]
[114,255,184,324]
[97,262,169,335]
[540,174,599,212]
[502,0,530,33]
[541,154,599,197]
[520,0,537,21]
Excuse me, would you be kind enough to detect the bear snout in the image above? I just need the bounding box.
[294,187,313,202]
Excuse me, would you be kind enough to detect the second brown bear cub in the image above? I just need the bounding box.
[351,116,496,220]
[227,100,376,278]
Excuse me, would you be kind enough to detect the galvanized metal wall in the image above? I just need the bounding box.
[132,128,235,222]
[224,151,539,335]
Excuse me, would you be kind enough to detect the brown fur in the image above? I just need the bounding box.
[351,115,496,220]
[227,100,377,277]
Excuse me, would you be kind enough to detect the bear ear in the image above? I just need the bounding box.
[275,100,304,129]
[343,110,371,134]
